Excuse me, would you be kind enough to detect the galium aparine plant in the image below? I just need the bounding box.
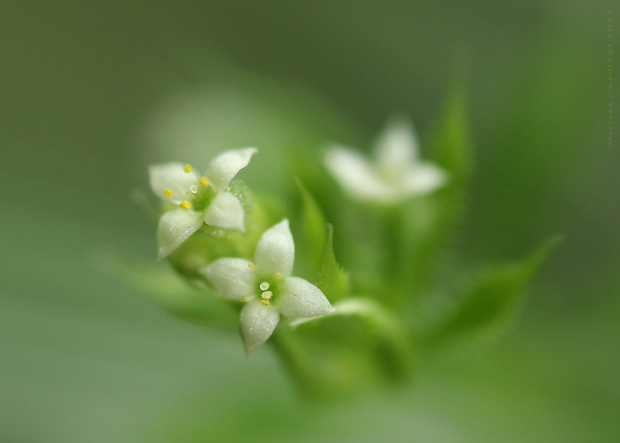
[118,98,556,396]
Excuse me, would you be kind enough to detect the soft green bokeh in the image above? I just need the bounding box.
[1,1,618,441]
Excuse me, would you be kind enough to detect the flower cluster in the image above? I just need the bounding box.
[148,117,446,352]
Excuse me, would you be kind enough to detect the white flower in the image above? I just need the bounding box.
[324,117,447,204]
[149,148,257,259]
[202,219,334,352]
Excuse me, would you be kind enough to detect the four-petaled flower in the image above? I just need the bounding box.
[324,117,447,204]
[202,219,334,352]
[149,148,257,259]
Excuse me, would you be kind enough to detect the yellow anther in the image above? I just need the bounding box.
[248,262,255,269]
[182,164,192,173]
[261,300,270,306]
[275,272,283,280]
[164,188,173,197]
[240,296,248,303]
[261,291,272,301]
[179,200,192,210]
[199,177,209,187]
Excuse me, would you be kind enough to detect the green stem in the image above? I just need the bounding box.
[289,298,415,382]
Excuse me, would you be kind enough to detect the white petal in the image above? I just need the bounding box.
[279,276,334,318]
[156,209,204,259]
[254,219,294,277]
[240,299,280,353]
[204,192,245,231]
[401,162,448,196]
[324,145,395,202]
[374,117,419,173]
[201,258,255,300]
[149,163,199,204]
[206,147,257,192]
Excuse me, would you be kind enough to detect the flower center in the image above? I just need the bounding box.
[164,163,215,211]
[259,281,273,306]
[242,263,285,306]
[377,163,404,186]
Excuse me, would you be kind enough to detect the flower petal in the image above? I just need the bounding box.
[240,299,280,353]
[374,117,418,174]
[206,147,257,192]
[201,258,255,300]
[324,145,394,202]
[401,162,447,196]
[204,191,245,231]
[254,219,294,277]
[149,163,199,204]
[156,208,204,259]
[279,276,334,318]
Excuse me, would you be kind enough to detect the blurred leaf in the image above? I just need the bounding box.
[276,298,411,398]
[94,249,238,330]
[318,224,351,303]
[396,75,472,297]
[428,72,472,185]
[423,235,562,349]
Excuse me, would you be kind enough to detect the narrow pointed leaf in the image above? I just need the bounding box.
[292,178,327,280]
[428,72,472,184]
[424,235,562,348]
[318,224,350,302]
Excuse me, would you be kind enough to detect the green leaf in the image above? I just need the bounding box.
[290,179,349,302]
[291,178,327,281]
[318,224,350,303]
[423,235,562,349]
[94,249,238,330]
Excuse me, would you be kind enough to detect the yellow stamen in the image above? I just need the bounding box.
[164,188,173,197]
[275,272,283,280]
[182,164,192,173]
[261,291,272,301]
[179,200,192,210]
[261,300,270,306]
[240,296,248,303]
[199,176,209,187]
[248,262,255,269]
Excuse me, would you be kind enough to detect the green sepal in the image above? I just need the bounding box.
[422,235,562,349]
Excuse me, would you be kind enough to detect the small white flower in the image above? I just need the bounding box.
[149,148,257,259]
[202,219,334,352]
[324,117,447,204]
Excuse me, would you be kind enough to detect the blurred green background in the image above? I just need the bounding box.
[1,1,618,441]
